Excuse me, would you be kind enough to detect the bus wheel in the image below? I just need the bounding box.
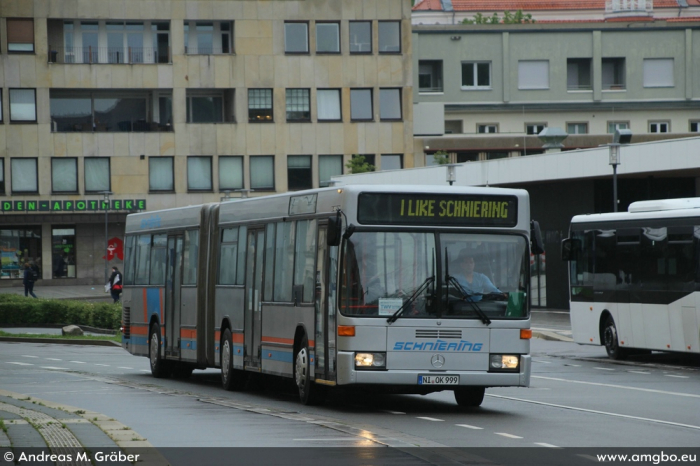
[221,329,244,391]
[454,387,485,407]
[294,336,326,405]
[149,323,170,378]
[603,315,628,360]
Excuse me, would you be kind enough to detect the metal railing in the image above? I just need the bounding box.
[48,46,171,64]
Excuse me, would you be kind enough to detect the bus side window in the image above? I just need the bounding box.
[123,236,135,285]
[264,223,275,299]
[149,234,167,285]
[183,229,199,285]
[219,227,239,285]
[134,234,152,285]
[294,219,317,303]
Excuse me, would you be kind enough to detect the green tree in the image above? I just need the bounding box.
[345,155,375,174]
[431,150,450,165]
[462,10,535,25]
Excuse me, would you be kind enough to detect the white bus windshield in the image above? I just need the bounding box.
[340,231,529,319]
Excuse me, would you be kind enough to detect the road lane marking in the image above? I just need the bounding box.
[488,394,700,431]
[564,364,581,367]
[95,364,110,367]
[45,358,62,361]
[665,375,689,379]
[532,375,700,398]
[7,362,33,366]
[21,355,39,358]
[416,417,444,422]
[628,371,650,374]
[455,424,483,430]
[495,433,522,439]
[70,361,86,364]
[140,369,150,372]
[594,367,615,371]
[534,442,560,448]
[118,367,134,370]
[533,360,552,364]
[381,410,405,415]
[41,366,69,370]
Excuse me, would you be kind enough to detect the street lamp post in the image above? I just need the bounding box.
[446,164,457,186]
[99,191,113,283]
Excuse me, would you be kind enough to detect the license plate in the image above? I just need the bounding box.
[418,375,459,385]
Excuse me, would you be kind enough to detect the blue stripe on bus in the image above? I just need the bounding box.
[181,339,196,350]
[146,288,162,321]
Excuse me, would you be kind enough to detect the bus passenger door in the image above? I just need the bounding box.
[244,229,264,369]
[314,225,337,381]
[165,235,183,358]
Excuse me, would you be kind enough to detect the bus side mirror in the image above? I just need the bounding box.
[561,238,580,261]
[328,214,341,246]
[530,220,545,255]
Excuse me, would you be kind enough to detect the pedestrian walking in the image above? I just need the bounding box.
[23,262,38,298]
[108,266,123,303]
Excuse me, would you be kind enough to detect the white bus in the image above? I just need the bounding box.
[562,198,700,359]
[121,185,544,406]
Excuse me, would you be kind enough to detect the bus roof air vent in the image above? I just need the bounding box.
[628,197,700,213]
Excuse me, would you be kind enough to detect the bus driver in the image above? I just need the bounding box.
[453,249,506,302]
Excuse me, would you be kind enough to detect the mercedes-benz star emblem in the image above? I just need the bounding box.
[431,354,445,368]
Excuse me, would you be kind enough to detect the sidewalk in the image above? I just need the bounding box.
[0,284,111,301]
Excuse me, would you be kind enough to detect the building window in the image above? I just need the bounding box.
[643,58,674,88]
[518,61,549,89]
[286,89,311,122]
[462,62,491,89]
[526,123,547,135]
[567,123,588,134]
[445,120,463,134]
[285,22,308,53]
[649,121,669,133]
[419,60,443,92]
[186,89,234,123]
[567,58,592,90]
[288,155,312,190]
[607,121,629,134]
[0,90,3,123]
[0,159,4,194]
[349,21,372,53]
[478,124,498,133]
[52,227,76,278]
[187,156,213,191]
[184,21,232,54]
[602,58,626,90]
[316,22,340,53]
[250,156,274,190]
[319,155,343,187]
[378,21,400,53]
[7,18,34,53]
[380,154,403,171]
[317,89,341,121]
[248,89,273,122]
[379,89,401,121]
[0,227,41,280]
[51,158,78,193]
[350,89,373,121]
[219,156,244,191]
[487,152,509,160]
[149,157,174,192]
[11,158,38,194]
[84,157,110,193]
[690,121,700,133]
[9,89,37,122]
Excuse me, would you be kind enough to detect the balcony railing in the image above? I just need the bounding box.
[605,0,653,14]
[51,119,173,133]
[48,46,171,64]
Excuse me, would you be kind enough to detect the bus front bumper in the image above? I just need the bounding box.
[335,353,531,387]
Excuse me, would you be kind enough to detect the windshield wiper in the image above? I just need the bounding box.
[444,248,491,326]
[387,275,435,324]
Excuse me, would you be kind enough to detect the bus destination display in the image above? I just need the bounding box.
[357,193,518,227]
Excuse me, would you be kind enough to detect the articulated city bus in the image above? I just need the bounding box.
[562,198,700,359]
[122,185,544,406]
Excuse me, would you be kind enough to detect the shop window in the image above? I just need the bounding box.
[0,227,42,280]
[52,227,76,278]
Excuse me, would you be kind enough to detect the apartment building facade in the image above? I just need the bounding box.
[0,0,414,285]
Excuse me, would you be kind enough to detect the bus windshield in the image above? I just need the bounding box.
[340,231,529,319]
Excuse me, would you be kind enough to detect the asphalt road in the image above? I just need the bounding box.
[1,337,698,461]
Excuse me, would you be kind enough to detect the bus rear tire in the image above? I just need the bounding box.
[149,323,170,378]
[221,329,245,391]
[454,387,485,407]
[603,315,629,360]
[294,336,326,405]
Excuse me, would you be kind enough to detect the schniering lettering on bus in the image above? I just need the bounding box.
[121,185,544,406]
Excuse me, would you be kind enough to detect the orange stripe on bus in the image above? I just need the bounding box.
[130,326,148,336]
[232,333,244,343]
[181,329,197,339]
[261,336,314,348]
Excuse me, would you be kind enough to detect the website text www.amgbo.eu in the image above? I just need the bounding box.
[597,452,697,464]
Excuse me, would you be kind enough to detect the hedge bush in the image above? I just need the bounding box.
[0,294,121,330]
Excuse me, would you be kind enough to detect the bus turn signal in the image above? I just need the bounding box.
[520,329,532,339]
[338,325,356,337]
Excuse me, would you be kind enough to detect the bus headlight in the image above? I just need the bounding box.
[354,352,386,369]
[489,354,520,372]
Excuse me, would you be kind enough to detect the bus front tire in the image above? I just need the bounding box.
[221,329,245,391]
[603,315,629,360]
[149,323,170,378]
[294,336,326,405]
[454,387,485,407]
